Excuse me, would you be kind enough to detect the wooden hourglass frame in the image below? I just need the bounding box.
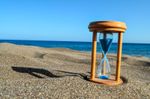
[88,21,127,86]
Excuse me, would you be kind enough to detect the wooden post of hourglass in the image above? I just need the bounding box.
[102,53,106,75]
[88,21,127,86]
[102,33,107,75]
[90,31,97,80]
[116,33,123,82]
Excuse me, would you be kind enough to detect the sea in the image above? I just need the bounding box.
[0,40,150,58]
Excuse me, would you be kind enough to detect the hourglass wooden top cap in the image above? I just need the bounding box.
[88,21,127,33]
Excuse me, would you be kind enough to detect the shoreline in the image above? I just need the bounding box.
[0,41,150,58]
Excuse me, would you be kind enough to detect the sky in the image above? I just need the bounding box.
[0,0,150,43]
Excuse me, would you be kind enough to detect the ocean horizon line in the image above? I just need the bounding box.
[0,39,150,45]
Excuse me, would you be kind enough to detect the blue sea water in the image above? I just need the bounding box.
[0,40,150,58]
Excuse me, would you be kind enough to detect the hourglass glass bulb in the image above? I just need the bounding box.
[97,33,113,79]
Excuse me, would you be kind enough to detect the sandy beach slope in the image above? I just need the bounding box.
[0,43,149,98]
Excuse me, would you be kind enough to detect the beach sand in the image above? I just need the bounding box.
[0,43,149,98]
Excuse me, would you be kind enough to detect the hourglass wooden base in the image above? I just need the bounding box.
[90,75,123,86]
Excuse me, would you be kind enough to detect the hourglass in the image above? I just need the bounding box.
[88,21,127,86]
[97,33,113,79]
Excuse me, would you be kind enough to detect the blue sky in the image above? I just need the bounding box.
[0,0,150,43]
